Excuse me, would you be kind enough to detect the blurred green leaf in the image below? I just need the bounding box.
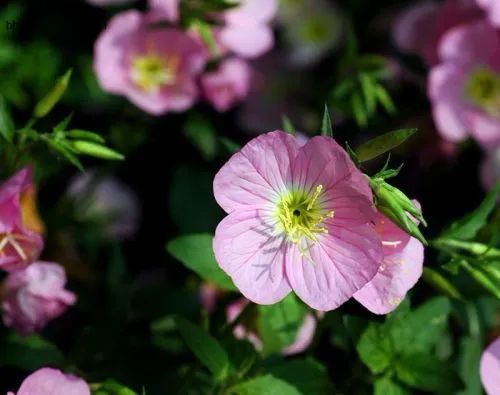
[457,336,482,395]
[422,267,462,299]
[374,377,410,395]
[320,104,333,137]
[34,68,72,118]
[92,380,138,395]
[71,141,124,161]
[356,322,393,374]
[230,374,301,395]
[266,358,332,395]
[258,294,308,354]
[355,129,417,162]
[442,184,500,241]
[0,94,13,142]
[0,333,65,370]
[395,353,463,393]
[282,115,296,134]
[167,233,236,291]
[220,137,241,154]
[184,114,218,160]
[67,129,106,144]
[375,85,396,114]
[175,316,231,381]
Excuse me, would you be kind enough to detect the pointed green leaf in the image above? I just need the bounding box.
[321,105,333,137]
[374,377,410,395]
[34,69,72,118]
[53,113,73,132]
[230,375,301,395]
[175,317,231,381]
[376,85,396,114]
[351,92,367,127]
[282,115,296,134]
[442,184,500,240]
[67,129,105,144]
[71,141,124,161]
[356,129,417,162]
[167,234,236,291]
[422,267,462,299]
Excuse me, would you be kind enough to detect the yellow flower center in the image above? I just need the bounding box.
[276,184,334,244]
[131,54,179,93]
[466,67,500,117]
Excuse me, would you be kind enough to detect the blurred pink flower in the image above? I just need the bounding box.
[213,131,382,311]
[354,208,424,314]
[66,171,140,240]
[480,337,500,395]
[477,0,500,26]
[201,57,252,112]
[7,367,89,395]
[428,21,500,147]
[227,297,316,355]
[94,10,209,115]
[0,167,44,272]
[199,282,225,312]
[149,0,180,22]
[393,0,483,65]
[218,0,277,58]
[2,261,76,335]
[86,0,134,7]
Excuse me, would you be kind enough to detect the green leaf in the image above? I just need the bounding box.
[71,141,124,161]
[257,294,308,354]
[91,380,138,395]
[395,353,463,393]
[34,69,72,118]
[460,260,500,298]
[0,333,65,370]
[266,358,332,395]
[230,374,301,395]
[390,297,451,354]
[220,137,241,154]
[351,92,367,127]
[374,377,410,395]
[67,129,106,144]
[422,267,462,299]
[375,85,396,114]
[320,104,333,137]
[356,322,393,374]
[282,115,296,134]
[167,233,236,291]
[175,316,231,381]
[184,114,218,160]
[355,129,417,162]
[359,73,377,115]
[442,184,500,240]
[53,113,73,132]
[457,336,482,395]
[0,94,14,142]
[46,138,84,171]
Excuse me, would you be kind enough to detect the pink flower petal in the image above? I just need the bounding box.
[213,131,300,213]
[285,224,382,311]
[214,210,292,305]
[480,337,500,395]
[224,0,278,26]
[218,25,274,59]
[282,313,316,355]
[15,367,90,395]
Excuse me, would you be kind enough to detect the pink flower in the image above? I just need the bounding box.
[213,131,382,311]
[218,0,278,58]
[199,282,225,312]
[86,0,134,6]
[480,337,500,395]
[149,0,180,22]
[0,167,44,272]
[2,261,76,335]
[393,0,482,65]
[354,209,424,314]
[477,0,500,27]
[201,58,252,112]
[227,297,316,355]
[94,10,209,115]
[8,367,90,395]
[428,21,500,147]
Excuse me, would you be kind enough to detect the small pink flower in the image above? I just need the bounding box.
[428,21,500,147]
[0,167,44,272]
[227,297,316,355]
[477,0,500,27]
[8,367,90,395]
[199,282,225,312]
[218,0,278,58]
[393,0,482,65]
[201,58,252,112]
[2,261,76,335]
[94,10,209,115]
[354,208,424,314]
[149,0,180,22]
[480,337,500,395]
[213,131,382,311]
